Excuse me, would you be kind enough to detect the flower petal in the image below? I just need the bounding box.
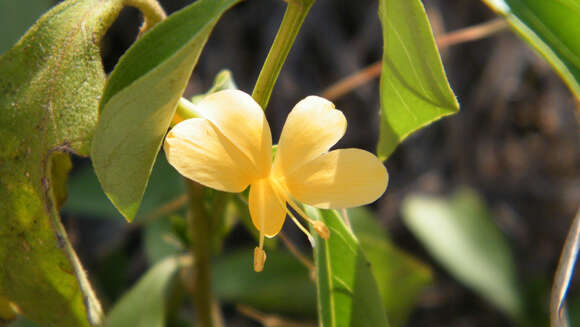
[164,118,256,192]
[249,178,287,237]
[196,90,272,177]
[273,96,346,176]
[284,148,388,209]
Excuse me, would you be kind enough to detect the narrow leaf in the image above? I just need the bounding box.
[377,0,459,160]
[306,207,390,327]
[105,256,185,327]
[402,188,524,320]
[349,208,432,327]
[482,0,580,101]
[91,0,241,221]
[550,208,580,327]
[0,0,125,325]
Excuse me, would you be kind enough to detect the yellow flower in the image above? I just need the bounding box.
[164,90,388,271]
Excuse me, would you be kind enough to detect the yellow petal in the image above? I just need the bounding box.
[164,118,256,192]
[196,90,272,177]
[284,148,388,209]
[273,96,346,176]
[249,177,287,237]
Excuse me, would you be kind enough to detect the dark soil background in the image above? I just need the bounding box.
[68,0,580,326]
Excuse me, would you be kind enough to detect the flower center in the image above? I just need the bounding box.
[253,175,329,272]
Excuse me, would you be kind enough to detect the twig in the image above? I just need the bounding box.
[321,18,509,101]
[279,232,314,272]
[237,305,317,327]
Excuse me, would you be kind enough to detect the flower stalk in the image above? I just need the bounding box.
[185,179,214,327]
[251,0,315,110]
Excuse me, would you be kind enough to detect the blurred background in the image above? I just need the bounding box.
[2,0,580,326]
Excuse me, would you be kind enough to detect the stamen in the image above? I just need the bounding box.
[255,193,267,272]
[286,199,330,240]
[286,210,315,247]
[269,177,331,241]
[253,247,266,272]
[313,221,330,240]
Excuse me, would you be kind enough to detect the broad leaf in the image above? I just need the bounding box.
[0,0,125,325]
[377,0,459,160]
[65,154,184,220]
[306,207,390,327]
[105,256,185,327]
[213,249,316,316]
[482,0,580,100]
[402,188,524,320]
[349,208,432,327]
[0,0,52,54]
[91,0,241,221]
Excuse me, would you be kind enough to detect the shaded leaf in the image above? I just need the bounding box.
[0,0,52,54]
[91,0,241,221]
[65,154,184,220]
[213,249,316,316]
[0,296,17,325]
[377,0,459,160]
[482,0,580,100]
[402,187,524,320]
[105,256,185,327]
[349,208,432,327]
[0,0,125,325]
[305,207,390,327]
[144,216,185,265]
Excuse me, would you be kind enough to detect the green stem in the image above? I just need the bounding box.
[185,179,214,327]
[123,0,166,34]
[251,0,315,110]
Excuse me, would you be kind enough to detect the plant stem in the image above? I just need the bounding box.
[185,179,214,327]
[251,0,315,110]
[123,0,167,34]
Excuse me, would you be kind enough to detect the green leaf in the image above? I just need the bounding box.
[213,249,316,316]
[0,0,52,54]
[191,69,237,104]
[0,0,125,325]
[105,256,185,327]
[305,207,390,327]
[482,0,580,101]
[349,208,432,327]
[402,187,524,320]
[377,0,459,160]
[144,216,184,265]
[91,0,241,221]
[65,154,184,220]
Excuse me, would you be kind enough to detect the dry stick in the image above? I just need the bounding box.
[279,231,315,271]
[321,18,509,101]
[550,208,580,327]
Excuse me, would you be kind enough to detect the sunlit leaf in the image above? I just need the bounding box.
[482,0,580,100]
[191,69,237,104]
[213,249,316,316]
[349,208,432,327]
[402,187,524,320]
[306,207,390,327]
[105,256,185,327]
[377,0,459,160]
[91,0,242,221]
[0,0,125,325]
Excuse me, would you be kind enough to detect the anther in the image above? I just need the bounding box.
[313,221,330,240]
[254,247,267,272]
